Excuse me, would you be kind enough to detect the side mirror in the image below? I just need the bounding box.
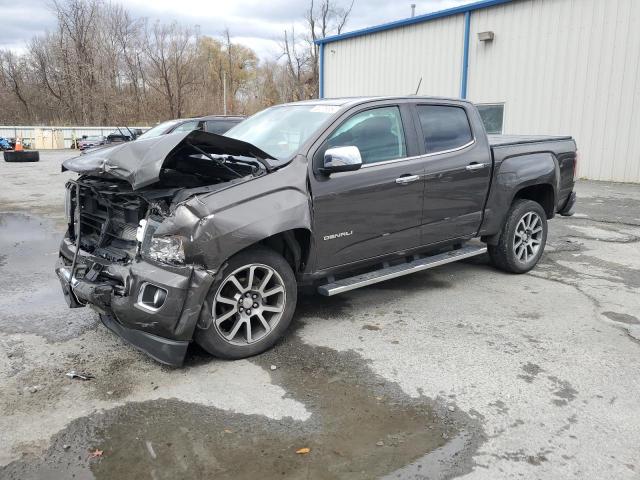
[320,146,362,175]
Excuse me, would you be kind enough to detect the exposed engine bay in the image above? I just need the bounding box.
[68,153,262,264]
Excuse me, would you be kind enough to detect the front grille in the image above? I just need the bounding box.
[70,179,147,263]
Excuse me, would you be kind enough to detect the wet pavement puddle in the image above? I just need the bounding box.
[2,337,483,479]
[0,212,94,341]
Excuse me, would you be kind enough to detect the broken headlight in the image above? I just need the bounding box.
[147,235,185,265]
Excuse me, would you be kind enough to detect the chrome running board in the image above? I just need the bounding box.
[317,245,487,296]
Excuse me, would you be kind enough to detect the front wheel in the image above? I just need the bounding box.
[488,199,548,274]
[195,246,297,359]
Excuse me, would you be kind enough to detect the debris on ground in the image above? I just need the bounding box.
[270,365,277,371]
[26,385,42,393]
[296,447,311,454]
[145,441,157,460]
[65,370,95,381]
[376,441,385,447]
[88,449,103,458]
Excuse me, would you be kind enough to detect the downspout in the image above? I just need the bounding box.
[318,42,325,99]
[460,10,471,99]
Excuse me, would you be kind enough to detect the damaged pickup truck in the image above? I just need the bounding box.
[57,96,577,366]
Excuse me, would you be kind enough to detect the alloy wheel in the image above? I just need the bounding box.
[513,211,543,263]
[212,263,286,345]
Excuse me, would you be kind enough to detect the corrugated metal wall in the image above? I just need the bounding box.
[324,14,464,98]
[323,0,640,183]
[468,0,640,182]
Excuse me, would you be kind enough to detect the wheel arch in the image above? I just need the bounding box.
[512,183,555,219]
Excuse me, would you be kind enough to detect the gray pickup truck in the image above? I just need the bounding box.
[56,96,577,366]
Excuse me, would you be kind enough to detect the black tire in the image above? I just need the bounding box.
[4,151,39,162]
[195,246,297,359]
[488,199,548,274]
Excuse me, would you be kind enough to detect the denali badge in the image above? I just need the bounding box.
[324,231,353,241]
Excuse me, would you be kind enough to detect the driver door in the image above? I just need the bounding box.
[310,104,424,271]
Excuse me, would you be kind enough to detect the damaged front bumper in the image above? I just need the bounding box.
[56,237,214,366]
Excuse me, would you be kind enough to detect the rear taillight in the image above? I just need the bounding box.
[573,151,579,181]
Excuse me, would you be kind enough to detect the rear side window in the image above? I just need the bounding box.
[416,105,473,154]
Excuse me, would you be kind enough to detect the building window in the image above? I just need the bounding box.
[476,103,505,134]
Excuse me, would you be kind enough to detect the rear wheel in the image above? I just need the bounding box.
[488,199,548,273]
[195,247,297,359]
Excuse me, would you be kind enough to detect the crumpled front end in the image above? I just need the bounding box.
[56,178,214,366]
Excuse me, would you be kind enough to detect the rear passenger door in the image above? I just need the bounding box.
[414,103,492,245]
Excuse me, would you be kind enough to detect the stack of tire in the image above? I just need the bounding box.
[3,151,39,162]
[2,137,39,162]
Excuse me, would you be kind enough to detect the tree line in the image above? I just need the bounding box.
[0,0,352,126]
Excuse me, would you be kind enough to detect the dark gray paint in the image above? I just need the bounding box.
[58,96,577,365]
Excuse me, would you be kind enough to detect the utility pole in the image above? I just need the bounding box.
[223,71,227,115]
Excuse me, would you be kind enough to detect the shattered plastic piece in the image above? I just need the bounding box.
[65,370,95,381]
[270,365,277,371]
[296,447,311,455]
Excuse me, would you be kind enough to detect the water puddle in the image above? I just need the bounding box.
[2,337,484,479]
[0,212,95,341]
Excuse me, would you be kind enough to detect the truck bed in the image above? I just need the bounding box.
[488,134,573,147]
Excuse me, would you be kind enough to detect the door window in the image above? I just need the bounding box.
[416,105,473,154]
[324,106,407,165]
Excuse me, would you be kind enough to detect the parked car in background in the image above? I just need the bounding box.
[106,127,143,143]
[77,135,106,151]
[0,137,11,150]
[57,96,577,366]
[81,127,144,154]
[136,115,245,141]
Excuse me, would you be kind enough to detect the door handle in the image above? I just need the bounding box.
[466,162,487,171]
[395,174,420,185]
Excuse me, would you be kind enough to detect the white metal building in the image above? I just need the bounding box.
[317,0,640,183]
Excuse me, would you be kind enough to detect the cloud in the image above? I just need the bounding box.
[0,0,475,59]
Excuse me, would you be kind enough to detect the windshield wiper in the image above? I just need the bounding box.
[186,142,243,178]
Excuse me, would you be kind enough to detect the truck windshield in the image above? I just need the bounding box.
[224,104,340,160]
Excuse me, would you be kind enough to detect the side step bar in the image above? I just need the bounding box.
[317,245,487,296]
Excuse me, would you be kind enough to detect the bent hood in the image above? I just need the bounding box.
[62,130,275,190]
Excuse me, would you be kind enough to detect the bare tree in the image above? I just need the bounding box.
[0,0,348,126]
[281,0,354,100]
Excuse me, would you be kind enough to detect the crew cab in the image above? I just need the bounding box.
[56,97,577,366]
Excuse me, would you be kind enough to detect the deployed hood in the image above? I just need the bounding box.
[62,130,276,190]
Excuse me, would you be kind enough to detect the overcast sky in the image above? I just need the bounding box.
[0,0,475,59]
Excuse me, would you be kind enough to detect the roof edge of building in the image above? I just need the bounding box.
[315,0,515,45]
